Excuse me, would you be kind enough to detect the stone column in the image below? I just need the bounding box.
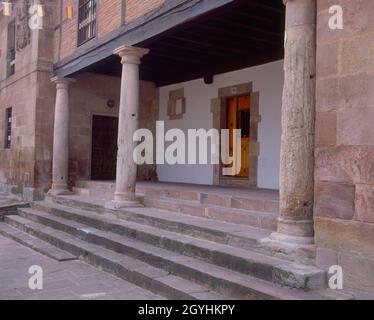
[270,0,317,246]
[48,77,75,195]
[109,45,149,208]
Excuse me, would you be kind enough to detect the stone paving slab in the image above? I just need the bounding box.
[0,235,165,300]
[0,223,77,261]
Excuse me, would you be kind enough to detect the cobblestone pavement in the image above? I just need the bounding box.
[0,235,165,300]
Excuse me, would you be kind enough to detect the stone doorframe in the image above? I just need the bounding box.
[211,82,260,188]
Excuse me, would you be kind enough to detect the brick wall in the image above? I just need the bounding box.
[98,0,122,38]
[125,0,165,23]
[56,0,77,61]
[56,0,166,62]
[315,0,374,291]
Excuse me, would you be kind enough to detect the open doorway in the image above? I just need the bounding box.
[226,95,250,178]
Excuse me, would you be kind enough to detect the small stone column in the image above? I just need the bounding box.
[48,77,75,195]
[109,45,149,208]
[269,0,317,247]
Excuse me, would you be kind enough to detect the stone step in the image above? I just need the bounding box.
[142,196,278,230]
[136,183,279,212]
[5,213,339,300]
[4,215,229,300]
[8,210,352,300]
[21,204,326,290]
[0,222,77,262]
[74,181,280,213]
[40,196,272,251]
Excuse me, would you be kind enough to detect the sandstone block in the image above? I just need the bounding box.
[315,111,337,147]
[315,216,374,258]
[315,146,374,184]
[314,181,355,220]
[355,183,374,223]
[337,108,374,146]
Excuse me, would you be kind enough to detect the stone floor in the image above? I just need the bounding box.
[0,235,165,300]
[79,180,280,200]
[0,193,22,207]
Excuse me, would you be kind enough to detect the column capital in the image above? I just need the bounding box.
[51,77,76,89]
[114,45,150,65]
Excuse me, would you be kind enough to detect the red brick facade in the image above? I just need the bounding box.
[55,0,165,61]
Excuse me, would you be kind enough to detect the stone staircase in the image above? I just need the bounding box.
[74,181,279,231]
[0,183,353,300]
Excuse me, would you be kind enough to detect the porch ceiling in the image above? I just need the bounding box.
[86,0,285,86]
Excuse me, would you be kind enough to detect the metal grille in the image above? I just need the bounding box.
[8,21,16,77]
[9,48,15,76]
[5,108,12,149]
[78,0,97,46]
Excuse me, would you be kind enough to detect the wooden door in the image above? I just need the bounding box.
[91,115,118,180]
[226,95,250,177]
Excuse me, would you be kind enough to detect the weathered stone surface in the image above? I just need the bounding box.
[231,197,264,212]
[0,235,164,300]
[355,184,374,223]
[315,112,337,147]
[316,247,338,270]
[315,146,374,184]
[277,0,317,241]
[200,193,231,207]
[0,223,77,261]
[273,264,326,290]
[314,181,355,220]
[316,42,338,79]
[315,216,374,258]
[339,73,374,109]
[341,32,374,75]
[338,250,374,290]
[316,77,339,112]
[49,77,76,195]
[337,108,374,146]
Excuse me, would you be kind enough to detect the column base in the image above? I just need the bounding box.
[105,200,144,210]
[260,232,316,265]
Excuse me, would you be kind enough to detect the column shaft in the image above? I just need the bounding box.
[110,45,149,208]
[277,0,317,242]
[49,77,75,195]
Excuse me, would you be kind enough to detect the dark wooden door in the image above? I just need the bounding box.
[91,115,118,180]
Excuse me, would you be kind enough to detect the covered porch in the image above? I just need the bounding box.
[49,0,317,260]
[64,0,286,191]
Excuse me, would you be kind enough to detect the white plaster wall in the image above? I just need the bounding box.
[157,60,284,190]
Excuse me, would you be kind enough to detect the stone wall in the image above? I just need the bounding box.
[315,0,374,292]
[68,73,159,185]
[0,0,56,200]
